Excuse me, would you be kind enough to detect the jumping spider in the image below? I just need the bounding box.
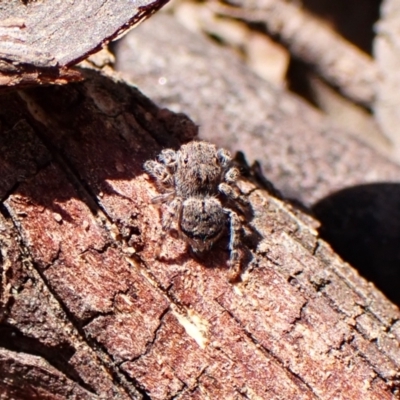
[144,141,246,279]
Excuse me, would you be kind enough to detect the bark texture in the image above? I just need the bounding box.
[0,2,400,400]
[0,67,399,399]
[0,0,167,89]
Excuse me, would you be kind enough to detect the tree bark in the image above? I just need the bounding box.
[0,3,400,400]
[115,12,400,207]
[373,0,400,158]
[0,66,399,399]
[0,0,167,90]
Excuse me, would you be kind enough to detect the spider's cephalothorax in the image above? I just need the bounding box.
[144,141,244,276]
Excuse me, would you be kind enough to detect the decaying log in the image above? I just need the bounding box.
[0,1,399,399]
[0,66,399,399]
[0,0,167,90]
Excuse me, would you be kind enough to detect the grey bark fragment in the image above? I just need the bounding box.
[214,0,378,108]
[0,0,168,89]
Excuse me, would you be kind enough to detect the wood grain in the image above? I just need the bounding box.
[0,69,398,398]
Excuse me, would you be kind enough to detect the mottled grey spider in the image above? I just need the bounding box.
[144,141,245,277]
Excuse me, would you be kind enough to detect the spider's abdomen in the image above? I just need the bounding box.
[180,197,226,252]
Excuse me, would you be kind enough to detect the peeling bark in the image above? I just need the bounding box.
[0,68,399,399]
[0,0,168,90]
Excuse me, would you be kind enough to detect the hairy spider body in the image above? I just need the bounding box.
[180,197,226,252]
[144,141,244,276]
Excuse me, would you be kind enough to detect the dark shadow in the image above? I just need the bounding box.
[286,58,321,110]
[0,325,94,393]
[313,183,400,306]
[302,0,381,54]
[0,68,196,229]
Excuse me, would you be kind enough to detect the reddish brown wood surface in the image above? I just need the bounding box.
[0,69,399,399]
[0,2,399,399]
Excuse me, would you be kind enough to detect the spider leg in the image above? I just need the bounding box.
[224,208,243,281]
[219,181,249,208]
[158,148,178,170]
[144,160,174,191]
[217,148,232,168]
[162,197,183,232]
[151,192,175,204]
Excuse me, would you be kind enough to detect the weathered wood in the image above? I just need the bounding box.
[0,68,399,399]
[0,0,168,89]
[0,2,399,398]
